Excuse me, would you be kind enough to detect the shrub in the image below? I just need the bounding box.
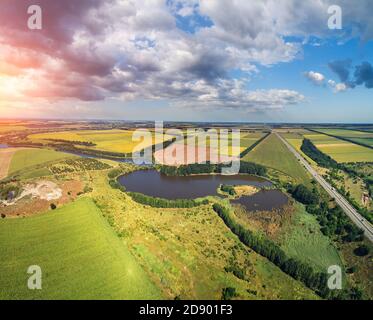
[221,287,237,300]
[221,185,236,196]
[128,192,208,208]
[290,184,318,205]
[50,203,57,210]
[354,245,370,257]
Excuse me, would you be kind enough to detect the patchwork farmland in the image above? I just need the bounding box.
[0,121,372,301]
[303,133,373,163]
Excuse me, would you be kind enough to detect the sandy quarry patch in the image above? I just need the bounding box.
[1,180,62,206]
[0,179,84,218]
[0,149,16,180]
[154,144,239,166]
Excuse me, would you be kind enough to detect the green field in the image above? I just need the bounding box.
[279,204,343,272]
[280,134,318,166]
[304,134,373,163]
[9,148,74,175]
[243,134,310,184]
[316,129,373,147]
[174,131,266,157]
[29,129,175,154]
[0,198,161,300]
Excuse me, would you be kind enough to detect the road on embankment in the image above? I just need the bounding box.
[275,132,373,243]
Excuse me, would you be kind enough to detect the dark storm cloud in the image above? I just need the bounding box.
[328,59,353,84]
[354,62,373,89]
[329,59,373,90]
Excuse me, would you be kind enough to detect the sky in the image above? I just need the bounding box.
[0,0,372,123]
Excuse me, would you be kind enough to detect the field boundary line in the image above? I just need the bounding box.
[239,132,271,158]
[307,128,373,150]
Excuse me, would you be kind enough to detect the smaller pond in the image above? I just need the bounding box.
[0,144,9,149]
[232,190,289,212]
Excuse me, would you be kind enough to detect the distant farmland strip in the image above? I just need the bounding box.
[308,128,373,150]
[303,132,373,163]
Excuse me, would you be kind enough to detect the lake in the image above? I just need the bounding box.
[118,169,272,199]
[232,190,289,212]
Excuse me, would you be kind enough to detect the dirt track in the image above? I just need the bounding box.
[0,149,16,180]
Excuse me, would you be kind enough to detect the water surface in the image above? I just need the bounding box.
[118,169,272,199]
[232,190,288,212]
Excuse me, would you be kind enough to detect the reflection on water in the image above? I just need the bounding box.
[232,190,288,212]
[118,169,272,199]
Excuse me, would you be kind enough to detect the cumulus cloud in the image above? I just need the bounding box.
[328,80,347,93]
[305,71,325,85]
[0,0,372,112]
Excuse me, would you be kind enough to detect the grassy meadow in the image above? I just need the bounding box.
[279,204,343,272]
[9,148,74,175]
[89,170,317,300]
[29,129,175,154]
[243,133,311,184]
[0,197,161,300]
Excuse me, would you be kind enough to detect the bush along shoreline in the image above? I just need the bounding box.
[159,161,267,177]
[127,192,209,208]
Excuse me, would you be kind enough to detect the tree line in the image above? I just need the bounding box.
[127,192,209,208]
[289,184,364,242]
[301,139,339,168]
[159,161,267,177]
[212,203,361,300]
[48,139,96,147]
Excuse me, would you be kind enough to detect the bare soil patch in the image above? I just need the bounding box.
[0,179,84,218]
[154,144,239,165]
[0,149,16,180]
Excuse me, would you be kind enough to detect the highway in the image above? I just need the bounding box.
[275,132,373,243]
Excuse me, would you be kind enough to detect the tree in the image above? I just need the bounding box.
[221,287,237,300]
